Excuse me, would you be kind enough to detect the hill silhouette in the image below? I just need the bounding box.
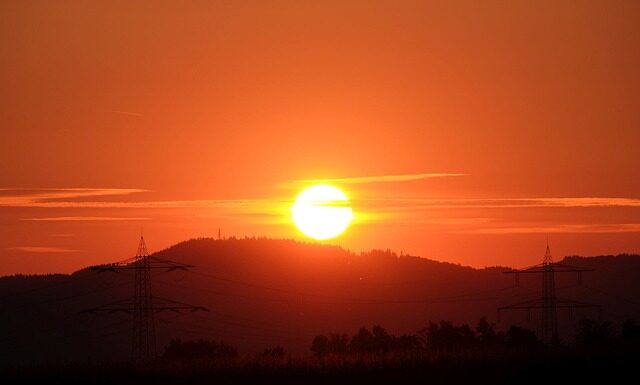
[0,237,638,364]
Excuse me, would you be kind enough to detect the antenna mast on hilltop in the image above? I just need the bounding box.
[498,242,600,344]
[541,241,557,344]
[82,235,208,361]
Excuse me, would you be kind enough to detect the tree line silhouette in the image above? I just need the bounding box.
[1,317,638,384]
[310,318,539,356]
[163,338,238,361]
[158,317,640,361]
[310,317,640,356]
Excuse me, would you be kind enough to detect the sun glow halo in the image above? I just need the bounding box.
[292,184,353,240]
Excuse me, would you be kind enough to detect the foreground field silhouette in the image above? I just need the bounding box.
[1,238,638,366]
[2,319,639,384]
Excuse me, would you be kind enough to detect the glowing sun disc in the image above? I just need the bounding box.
[292,184,353,240]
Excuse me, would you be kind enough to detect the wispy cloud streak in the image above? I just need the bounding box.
[8,246,81,253]
[2,190,640,214]
[1,199,276,209]
[356,197,640,210]
[114,110,144,117]
[459,224,640,234]
[0,188,149,207]
[22,217,151,221]
[296,172,466,185]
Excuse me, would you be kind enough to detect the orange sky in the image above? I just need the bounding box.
[1,1,639,275]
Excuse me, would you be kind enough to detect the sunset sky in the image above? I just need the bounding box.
[1,1,639,275]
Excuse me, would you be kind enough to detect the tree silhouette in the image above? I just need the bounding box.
[327,333,349,354]
[311,335,329,356]
[263,346,286,358]
[349,327,375,353]
[504,326,539,349]
[162,338,237,361]
[575,319,614,346]
[393,334,421,351]
[476,317,499,348]
[420,321,476,352]
[372,325,393,352]
[621,319,640,343]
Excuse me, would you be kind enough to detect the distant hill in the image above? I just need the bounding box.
[1,238,639,364]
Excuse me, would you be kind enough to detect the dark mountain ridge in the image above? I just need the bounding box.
[1,237,638,364]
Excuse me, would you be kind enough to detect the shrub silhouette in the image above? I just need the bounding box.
[311,319,546,355]
[327,333,349,354]
[310,333,349,356]
[311,334,330,356]
[393,334,421,351]
[420,321,476,352]
[504,326,540,349]
[476,317,498,346]
[372,325,393,352]
[575,318,614,346]
[315,326,422,355]
[162,338,238,361]
[349,327,376,353]
[621,319,640,343]
[263,346,286,358]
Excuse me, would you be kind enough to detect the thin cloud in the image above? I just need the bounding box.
[0,188,149,207]
[8,246,81,253]
[114,110,144,117]
[349,197,640,225]
[458,224,640,234]
[296,172,467,185]
[412,217,496,225]
[481,197,640,208]
[2,187,639,227]
[353,209,496,225]
[0,198,278,209]
[23,217,151,221]
[356,197,640,210]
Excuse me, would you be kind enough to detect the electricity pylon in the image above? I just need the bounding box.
[498,242,600,345]
[82,235,208,361]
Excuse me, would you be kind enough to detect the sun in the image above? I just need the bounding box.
[292,184,353,240]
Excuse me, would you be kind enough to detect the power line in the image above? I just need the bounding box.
[581,283,640,308]
[183,269,522,305]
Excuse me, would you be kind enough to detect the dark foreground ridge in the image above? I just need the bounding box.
[2,348,639,385]
[0,237,638,368]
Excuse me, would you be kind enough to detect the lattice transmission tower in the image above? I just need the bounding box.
[82,234,208,361]
[498,242,600,344]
